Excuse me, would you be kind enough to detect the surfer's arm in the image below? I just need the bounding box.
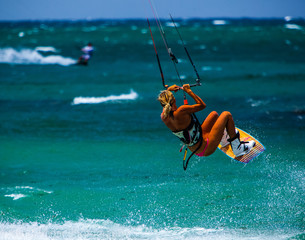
[174,85,206,115]
[183,84,206,111]
[167,84,205,113]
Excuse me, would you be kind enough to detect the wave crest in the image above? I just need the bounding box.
[72,89,138,105]
[0,219,298,240]
[0,47,76,66]
[0,219,221,240]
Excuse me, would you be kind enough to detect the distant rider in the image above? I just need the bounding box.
[78,43,94,65]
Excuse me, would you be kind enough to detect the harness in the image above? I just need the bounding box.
[172,114,203,170]
[172,114,201,147]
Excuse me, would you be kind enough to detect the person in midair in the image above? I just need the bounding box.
[158,84,255,158]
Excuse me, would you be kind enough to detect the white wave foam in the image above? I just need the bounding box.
[72,89,138,105]
[34,46,57,53]
[0,219,222,240]
[165,21,179,27]
[0,48,76,66]
[284,24,302,30]
[4,194,27,200]
[2,186,53,201]
[247,98,272,107]
[212,20,228,25]
[0,219,298,240]
[14,186,53,194]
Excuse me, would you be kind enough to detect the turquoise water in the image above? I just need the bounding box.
[0,19,305,239]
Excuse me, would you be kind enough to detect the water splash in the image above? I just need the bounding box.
[0,219,299,240]
[72,89,138,105]
[2,186,53,201]
[0,48,76,66]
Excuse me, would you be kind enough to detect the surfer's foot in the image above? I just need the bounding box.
[220,128,237,147]
[229,131,256,157]
[220,129,230,147]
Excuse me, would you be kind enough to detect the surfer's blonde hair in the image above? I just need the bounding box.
[158,90,174,118]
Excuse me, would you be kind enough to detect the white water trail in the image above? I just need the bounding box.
[0,47,76,66]
[72,89,138,105]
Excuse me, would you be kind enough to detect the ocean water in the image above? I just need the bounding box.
[0,18,305,239]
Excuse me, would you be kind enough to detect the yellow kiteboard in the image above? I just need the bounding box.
[218,127,265,163]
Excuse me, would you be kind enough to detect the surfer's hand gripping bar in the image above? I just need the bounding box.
[167,84,200,93]
[166,80,201,90]
[167,84,181,92]
[189,80,202,88]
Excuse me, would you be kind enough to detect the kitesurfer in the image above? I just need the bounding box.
[77,43,94,65]
[158,84,255,157]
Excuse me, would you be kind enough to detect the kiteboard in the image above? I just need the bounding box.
[218,127,265,163]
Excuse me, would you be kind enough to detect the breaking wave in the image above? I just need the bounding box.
[0,219,299,240]
[284,24,302,30]
[0,47,76,66]
[72,89,138,105]
[212,20,228,25]
[2,186,53,201]
[34,46,57,53]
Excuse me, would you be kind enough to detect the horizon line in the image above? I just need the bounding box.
[0,16,304,23]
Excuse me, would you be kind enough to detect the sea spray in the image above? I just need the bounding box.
[72,89,139,105]
[0,48,76,66]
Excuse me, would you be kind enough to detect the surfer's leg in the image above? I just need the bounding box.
[204,111,236,156]
[189,111,219,156]
[201,111,219,134]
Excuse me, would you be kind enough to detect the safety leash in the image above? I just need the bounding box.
[183,137,203,171]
